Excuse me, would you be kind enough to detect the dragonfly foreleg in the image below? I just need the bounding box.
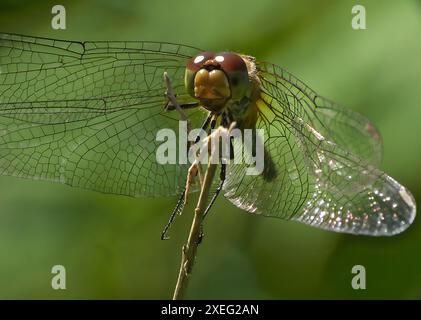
[164,71,193,136]
[165,101,199,111]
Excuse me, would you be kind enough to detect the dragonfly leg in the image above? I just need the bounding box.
[163,71,194,135]
[161,133,210,240]
[160,113,214,240]
[205,163,226,219]
[198,122,235,242]
[165,101,199,111]
[184,162,199,203]
[161,188,186,240]
[184,113,214,202]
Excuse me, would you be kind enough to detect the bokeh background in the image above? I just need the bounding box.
[0,0,420,299]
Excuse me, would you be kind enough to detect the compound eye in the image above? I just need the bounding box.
[215,52,250,100]
[187,51,215,72]
[214,52,248,74]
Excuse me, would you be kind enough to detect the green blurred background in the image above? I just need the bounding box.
[0,0,420,299]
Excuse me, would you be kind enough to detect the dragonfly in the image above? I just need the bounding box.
[0,33,416,238]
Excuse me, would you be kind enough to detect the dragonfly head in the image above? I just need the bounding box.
[185,52,251,112]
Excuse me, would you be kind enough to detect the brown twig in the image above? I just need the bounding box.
[172,159,217,300]
[172,123,237,299]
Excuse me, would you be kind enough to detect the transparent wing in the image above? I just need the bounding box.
[223,62,415,235]
[0,33,205,197]
[258,63,383,166]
